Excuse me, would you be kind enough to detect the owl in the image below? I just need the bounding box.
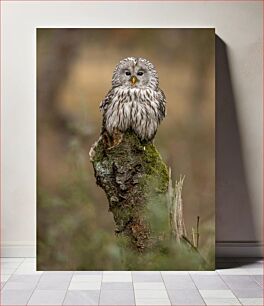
[100,57,166,142]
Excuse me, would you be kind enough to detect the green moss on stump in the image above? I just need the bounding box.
[91,130,169,251]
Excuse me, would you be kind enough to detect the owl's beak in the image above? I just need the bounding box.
[130,75,138,85]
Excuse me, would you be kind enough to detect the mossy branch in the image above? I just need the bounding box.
[167,170,203,254]
[167,169,186,241]
[90,130,205,267]
[90,130,169,252]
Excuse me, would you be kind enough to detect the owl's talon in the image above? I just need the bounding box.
[104,129,124,149]
[89,137,102,161]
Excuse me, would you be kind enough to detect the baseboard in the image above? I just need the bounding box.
[216,241,263,258]
[1,242,36,258]
[1,241,263,258]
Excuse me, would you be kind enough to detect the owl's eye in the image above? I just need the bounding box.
[125,71,131,76]
[137,71,144,76]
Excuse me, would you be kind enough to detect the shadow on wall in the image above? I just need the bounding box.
[215,36,258,264]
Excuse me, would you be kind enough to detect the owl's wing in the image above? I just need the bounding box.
[99,89,114,112]
[99,89,115,135]
[157,88,166,121]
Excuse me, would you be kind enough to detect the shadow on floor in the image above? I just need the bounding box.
[216,257,262,269]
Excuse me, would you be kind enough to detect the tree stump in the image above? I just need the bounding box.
[90,130,169,252]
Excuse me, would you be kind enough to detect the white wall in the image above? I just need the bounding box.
[1,1,262,257]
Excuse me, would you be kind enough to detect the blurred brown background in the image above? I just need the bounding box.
[37,28,215,270]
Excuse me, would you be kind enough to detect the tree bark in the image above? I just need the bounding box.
[90,130,169,252]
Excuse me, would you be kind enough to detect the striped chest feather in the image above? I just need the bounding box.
[104,88,160,140]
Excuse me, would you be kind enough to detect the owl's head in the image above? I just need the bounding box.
[112,57,159,90]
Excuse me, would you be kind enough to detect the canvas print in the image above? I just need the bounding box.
[37,28,215,270]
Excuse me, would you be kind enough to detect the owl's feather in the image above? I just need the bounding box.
[100,57,166,142]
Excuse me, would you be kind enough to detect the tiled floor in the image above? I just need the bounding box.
[0,257,263,305]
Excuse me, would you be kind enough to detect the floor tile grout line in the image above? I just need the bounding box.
[249,274,263,289]
[217,273,245,305]
[1,257,27,289]
[1,258,262,305]
[25,266,46,305]
[231,286,263,305]
[254,272,264,287]
[1,260,24,268]
[188,271,208,305]
[131,272,169,304]
[22,257,28,264]
[97,270,104,306]
[159,271,172,306]
[7,257,26,271]
[131,271,137,306]
[237,297,264,306]
[60,271,74,306]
